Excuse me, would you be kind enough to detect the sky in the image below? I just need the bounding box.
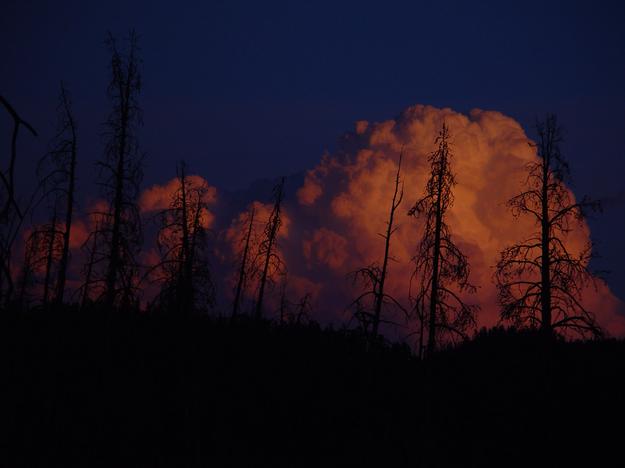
[2,0,625,309]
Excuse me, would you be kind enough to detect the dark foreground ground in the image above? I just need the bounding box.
[2,309,625,467]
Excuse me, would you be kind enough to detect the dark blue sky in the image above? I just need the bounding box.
[2,0,625,296]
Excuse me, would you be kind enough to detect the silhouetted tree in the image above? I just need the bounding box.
[277,270,289,324]
[16,231,41,309]
[349,151,405,339]
[0,95,37,222]
[274,271,313,326]
[51,84,78,306]
[495,115,601,337]
[79,219,104,311]
[289,292,313,326]
[255,177,285,319]
[409,123,478,355]
[0,96,37,305]
[15,210,63,309]
[232,205,256,318]
[33,83,79,307]
[93,31,144,309]
[150,162,215,315]
[40,209,62,307]
[409,294,427,360]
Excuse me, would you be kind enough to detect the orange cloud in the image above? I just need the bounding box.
[302,228,348,270]
[140,175,217,215]
[226,104,625,336]
[68,219,89,249]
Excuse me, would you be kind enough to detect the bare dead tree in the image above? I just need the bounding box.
[0,96,37,306]
[150,162,215,315]
[349,150,406,339]
[0,204,30,306]
[407,294,427,360]
[14,209,63,310]
[495,115,602,338]
[290,293,312,326]
[16,230,41,310]
[51,83,78,306]
[232,204,256,318]
[0,95,38,222]
[255,177,285,320]
[79,219,105,311]
[274,271,312,326]
[41,208,63,308]
[95,30,144,309]
[409,123,478,355]
[32,83,79,308]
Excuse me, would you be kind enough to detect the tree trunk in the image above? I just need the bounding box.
[255,234,274,320]
[540,153,552,334]
[55,86,77,306]
[255,179,284,320]
[177,165,190,315]
[105,66,132,308]
[233,206,255,317]
[427,150,445,356]
[372,152,402,338]
[42,212,58,308]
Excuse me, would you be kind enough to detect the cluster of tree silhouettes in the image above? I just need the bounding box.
[0,32,293,323]
[355,118,602,357]
[1,31,605,356]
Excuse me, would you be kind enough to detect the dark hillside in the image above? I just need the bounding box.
[2,311,624,467]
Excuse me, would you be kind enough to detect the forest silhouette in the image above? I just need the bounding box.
[2,31,624,467]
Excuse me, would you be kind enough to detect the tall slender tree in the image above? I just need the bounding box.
[52,84,78,306]
[34,83,79,307]
[232,204,256,317]
[0,95,37,222]
[0,96,37,306]
[255,177,285,320]
[409,123,477,355]
[94,30,144,309]
[495,115,601,337]
[349,151,405,339]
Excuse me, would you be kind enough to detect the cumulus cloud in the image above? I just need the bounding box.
[220,104,625,336]
[140,175,217,212]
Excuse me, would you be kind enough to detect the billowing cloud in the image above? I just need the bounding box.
[220,104,625,337]
[140,175,218,228]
